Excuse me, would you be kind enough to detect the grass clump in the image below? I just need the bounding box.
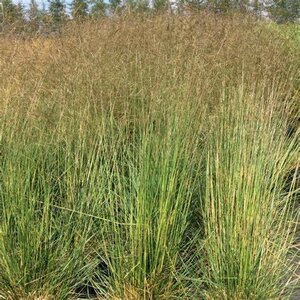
[0,12,299,299]
[100,113,202,299]
[200,83,299,299]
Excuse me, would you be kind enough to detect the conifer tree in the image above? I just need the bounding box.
[0,0,20,24]
[28,0,40,31]
[72,0,88,18]
[268,0,300,23]
[90,0,106,18]
[109,0,122,13]
[153,0,169,12]
[48,0,66,24]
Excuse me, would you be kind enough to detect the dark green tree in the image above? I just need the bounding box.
[90,0,106,17]
[179,0,205,11]
[72,0,88,18]
[27,0,40,31]
[153,0,169,11]
[48,0,66,24]
[28,0,39,19]
[124,0,150,12]
[214,0,235,11]
[40,1,50,20]
[268,0,300,23]
[197,0,249,13]
[109,0,123,12]
[252,0,263,18]
[0,0,22,24]
[15,2,25,22]
[135,0,150,12]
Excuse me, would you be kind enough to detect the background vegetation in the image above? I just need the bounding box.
[0,9,299,300]
[0,0,299,35]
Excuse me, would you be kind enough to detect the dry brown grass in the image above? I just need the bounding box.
[0,12,298,130]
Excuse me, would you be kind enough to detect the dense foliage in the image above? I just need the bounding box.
[0,0,299,35]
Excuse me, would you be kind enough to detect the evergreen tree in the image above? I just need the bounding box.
[268,0,300,23]
[28,0,39,20]
[38,2,52,34]
[40,1,50,21]
[214,0,234,12]
[109,0,122,12]
[135,0,150,11]
[48,0,66,24]
[72,0,88,18]
[252,0,263,18]
[15,2,25,22]
[124,0,150,12]
[0,0,21,23]
[179,0,205,11]
[90,0,106,17]
[153,0,169,11]
[28,0,40,31]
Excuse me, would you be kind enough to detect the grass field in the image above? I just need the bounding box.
[0,12,299,299]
